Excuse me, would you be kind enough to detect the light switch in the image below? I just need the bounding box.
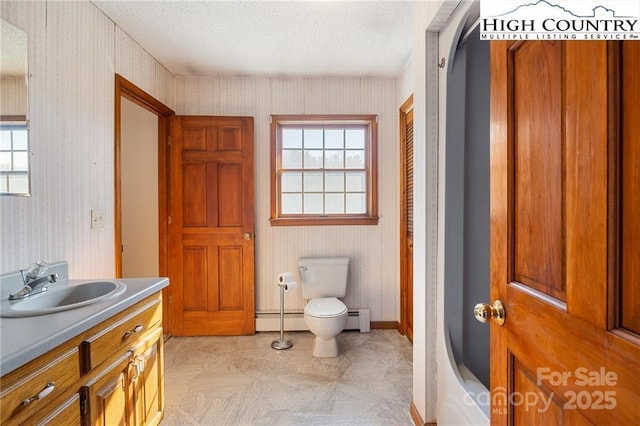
[91,209,104,229]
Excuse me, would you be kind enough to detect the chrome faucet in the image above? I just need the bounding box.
[9,261,59,300]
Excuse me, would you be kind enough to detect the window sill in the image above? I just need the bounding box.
[270,216,379,226]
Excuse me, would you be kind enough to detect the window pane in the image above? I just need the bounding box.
[9,174,28,193]
[13,130,28,150]
[303,193,323,213]
[0,131,11,150]
[282,128,302,149]
[0,152,11,171]
[304,172,323,192]
[13,152,28,171]
[304,129,323,149]
[0,176,7,192]
[325,172,344,192]
[346,172,366,192]
[346,193,366,213]
[346,150,365,169]
[325,129,344,149]
[304,150,323,169]
[282,149,302,168]
[325,193,344,214]
[345,129,365,149]
[282,194,302,214]
[281,172,302,192]
[324,150,344,169]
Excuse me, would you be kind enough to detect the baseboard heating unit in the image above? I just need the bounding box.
[256,308,370,333]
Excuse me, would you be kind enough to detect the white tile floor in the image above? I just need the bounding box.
[162,330,413,425]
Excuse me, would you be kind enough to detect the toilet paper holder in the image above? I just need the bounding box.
[271,273,295,350]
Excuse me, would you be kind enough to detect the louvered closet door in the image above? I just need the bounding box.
[400,96,414,341]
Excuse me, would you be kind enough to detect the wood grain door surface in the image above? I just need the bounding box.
[169,116,255,336]
[490,40,640,424]
[400,96,414,342]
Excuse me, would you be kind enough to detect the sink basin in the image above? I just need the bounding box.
[1,281,127,317]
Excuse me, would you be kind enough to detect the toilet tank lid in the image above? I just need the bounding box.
[298,257,350,266]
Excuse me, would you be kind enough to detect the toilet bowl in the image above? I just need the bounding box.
[304,297,348,358]
[298,257,350,358]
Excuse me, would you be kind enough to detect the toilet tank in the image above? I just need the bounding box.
[297,257,350,299]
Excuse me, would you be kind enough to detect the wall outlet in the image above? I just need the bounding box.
[91,209,104,229]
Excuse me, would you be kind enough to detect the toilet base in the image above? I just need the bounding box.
[312,336,340,358]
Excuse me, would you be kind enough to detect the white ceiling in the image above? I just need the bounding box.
[0,18,28,77]
[92,0,414,78]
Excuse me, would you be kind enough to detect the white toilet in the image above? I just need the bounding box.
[298,257,350,358]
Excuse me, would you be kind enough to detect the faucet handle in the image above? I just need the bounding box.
[22,261,48,282]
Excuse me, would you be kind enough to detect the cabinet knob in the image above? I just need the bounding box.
[22,382,55,406]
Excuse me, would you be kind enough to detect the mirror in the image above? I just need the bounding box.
[0,18,29,196]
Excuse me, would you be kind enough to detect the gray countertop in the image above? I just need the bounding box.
[0,276,169,376]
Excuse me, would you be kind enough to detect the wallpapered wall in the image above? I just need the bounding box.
[0,0,174,277]
[175,77,400,320]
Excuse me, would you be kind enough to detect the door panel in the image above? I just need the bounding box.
[512,42,564,300]
[169,116,255,336]
[490,40,640,424]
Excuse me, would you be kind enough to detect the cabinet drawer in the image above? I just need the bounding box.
[31,393,81,426]
[81,296,162,373]
[0,347,80,424]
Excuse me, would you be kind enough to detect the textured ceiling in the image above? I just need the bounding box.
[0,18,28,78]
[92,0,414,77]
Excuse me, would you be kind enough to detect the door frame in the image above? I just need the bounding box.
[114,74,174,332]
[399,94,414,340]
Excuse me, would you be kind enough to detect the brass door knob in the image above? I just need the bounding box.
[474,300,505,326]
[243,232,253,241]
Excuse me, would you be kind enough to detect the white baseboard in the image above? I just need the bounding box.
[255,309,370,333]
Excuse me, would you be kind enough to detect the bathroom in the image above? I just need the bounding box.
[3,0,638,425]
[0,0,443,423]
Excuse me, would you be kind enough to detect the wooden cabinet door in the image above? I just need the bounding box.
[169,116,255,336]
[131,328,164,426]
[81,352,134,426]
[490,40,640,424]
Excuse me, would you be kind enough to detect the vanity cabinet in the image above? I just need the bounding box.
[0,292,164,426]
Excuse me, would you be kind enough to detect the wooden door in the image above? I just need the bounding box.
[169,116,255,336]
[490,40,640,424]
[400,95,414,341]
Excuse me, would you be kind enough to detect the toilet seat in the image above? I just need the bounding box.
[304,297,347,318]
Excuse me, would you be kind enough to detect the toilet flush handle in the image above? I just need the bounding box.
[299,266,307,272]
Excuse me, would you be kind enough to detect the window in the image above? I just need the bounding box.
[0,119,29,195]
[270,115,378,226]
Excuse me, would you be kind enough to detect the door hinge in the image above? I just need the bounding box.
[121,244,124,253]
[168,216,172,225]
[167,135,171,146]
[80,398,87,415]
[168,295,172,304]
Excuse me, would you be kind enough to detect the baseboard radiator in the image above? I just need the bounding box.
[255,308,370,333]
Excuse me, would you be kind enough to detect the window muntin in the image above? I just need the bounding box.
[270,115,378,226]
[0,121,29,195]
